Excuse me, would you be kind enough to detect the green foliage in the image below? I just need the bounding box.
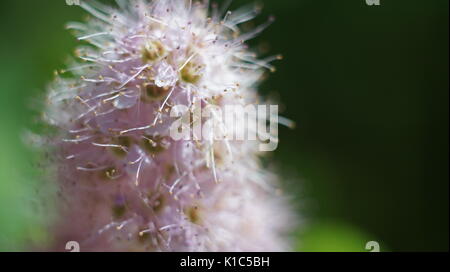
[296,220,385,252]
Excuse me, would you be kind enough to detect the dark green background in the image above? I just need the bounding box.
[0,0,448,251]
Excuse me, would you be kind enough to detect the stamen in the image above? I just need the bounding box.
[169,173,187,195]
[118,64,149,88]
[92,142,128,154]
[159,224,178,232]
[178,53,198,72]
[78,32,110,41]
[62,135,93,143]
[135,157,145,186]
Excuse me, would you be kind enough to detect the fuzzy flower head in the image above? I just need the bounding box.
[42,0,293,251]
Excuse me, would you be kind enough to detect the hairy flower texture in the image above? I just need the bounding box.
[42,0,293,251]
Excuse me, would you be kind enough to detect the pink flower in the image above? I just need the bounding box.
[42,0,293,252]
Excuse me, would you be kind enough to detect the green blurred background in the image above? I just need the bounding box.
[0,0,448,251]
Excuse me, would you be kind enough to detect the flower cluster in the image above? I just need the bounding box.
[42,0,293,251]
